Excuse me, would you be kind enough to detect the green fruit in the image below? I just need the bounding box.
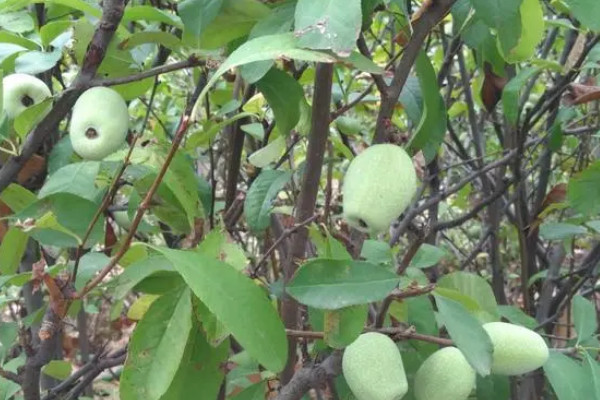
[342,332,408,400]
[2,73,52,119]
[342,144,417,234]
[483,322,549,375]
[414,347,475,400]
[69,86,129,160]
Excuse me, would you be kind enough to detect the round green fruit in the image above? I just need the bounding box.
[414,347,475,400]
[342,144,417,234]
[483,322,549,375]
[69,86,129,160]
[2,73,52,119]
[342,332,408,400]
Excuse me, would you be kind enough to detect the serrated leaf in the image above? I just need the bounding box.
[433,294,493,376]
[323,305,367,349]
[256,68,304,135]
[38,162,102,202]
[294,0,361,56]
[409,243,447,269]
[407,51,447,162]
[287,258,400,310]
[41,360,72,380]
[178,0,223,37]
[544,351,587,400]
[153,247,288,372]
[244,169,291,232]
[437,271,499,320]
[0,227,28,275]
[120,288,193,400]
[572,295,598,343]
[568,161,600,216]
[501,66,540,125]
[160,326,229,400]
[563,0,600,32]
[539,222,588,240]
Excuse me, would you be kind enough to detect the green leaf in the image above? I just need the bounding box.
[538,222,588,240]
[433,294,493,376]
[13,98,52,137]
[308,227,352,260]
[294,0,362,55]
[108,256,181,299]
[407,51,447,162]
[41,360,72,380]
[14,49,62,74]
[287,259,400,310]
[193,0,271,49]
[256,68,304,135]
[231,382,266,400]
[240,2,295,83]
[247,135,286,168]
[244,169,291,232]
[0,355,24,400]
[568,160,600,216]
[323,305,368,349]
[122,5,183,28]
[497,305,537,329]
[119,31,181,51]
[503,0,544,62]
[190,33,336,120]
[583,351,600,399]
[360,239,393,265]
[0,10,34,33]
[154,247,288,373]
[0,322,18,361]
[563,0,600,32]
[73,252,110,291]
[476,374,510,400]
[178,0,223,37]
[572,295,598,343]
[501,66,540,125]
[120,288,193,400]
[544,351,587,400]
[437,271,499,320]
[38,162,102,202]
[409,243,447,269]
[471,0,521,54]
[0,227,28,275]
[197,229,248,271]
[160,326,229,400]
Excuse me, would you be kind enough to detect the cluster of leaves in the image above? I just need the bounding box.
[0,0,599,399]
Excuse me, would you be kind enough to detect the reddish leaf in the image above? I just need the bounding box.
[481,63,508,112]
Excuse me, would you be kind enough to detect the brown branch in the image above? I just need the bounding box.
[251,214,319,276]
[0,367,21,384]
[78,73,207,297]
[91,56,205,87]
[280,63,334,384]
[373,0,456,143]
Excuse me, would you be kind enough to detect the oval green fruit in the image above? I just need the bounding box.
[414,347,475,400]
[342,332,408,400]
[483,322,549,375]
[69,86,129,160]
[342,144,417,234]
[2,73,52,119]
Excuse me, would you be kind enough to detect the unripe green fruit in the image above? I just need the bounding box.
[483,322,549,375]
[414,347,475,400]
[342,144,417,234]
[342,332,408,400]
[2,73,51,119]
[69,86,129,160]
